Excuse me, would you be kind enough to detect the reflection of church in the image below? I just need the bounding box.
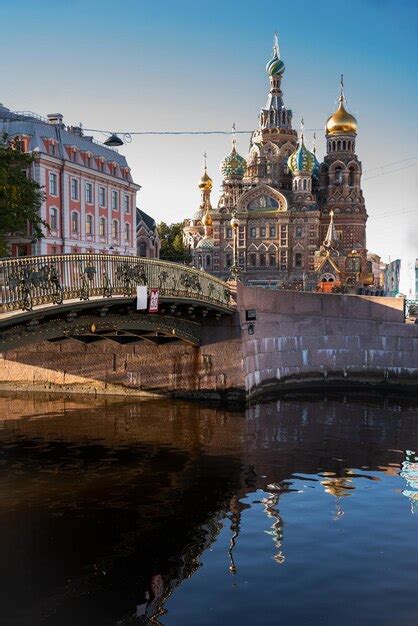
[183,35,371,291]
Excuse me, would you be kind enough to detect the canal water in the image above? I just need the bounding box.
[1,393,418,625]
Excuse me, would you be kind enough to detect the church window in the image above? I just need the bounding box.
[260,253,266,266]
[295,225,303,238]
[260,226,266,237]
[332,141,336,152]
[343,140,346,150]
[225,253,232,267]
[249,253,256,267]
[139,242,147,257]
[269,254,276,266]
[303,179,307,190]
[334,167,343,184]
[295,253,303,268]
[269,226,276,238]
[250,227,256,238]
[226,227,232,239]
[337,141,341,151]
[206,255,211,268]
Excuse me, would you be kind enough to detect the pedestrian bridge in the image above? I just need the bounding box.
[0,254,234,349]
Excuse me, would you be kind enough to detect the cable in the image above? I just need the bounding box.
[363,162,418,181]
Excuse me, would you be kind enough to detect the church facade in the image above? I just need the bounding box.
[183,37,372,292]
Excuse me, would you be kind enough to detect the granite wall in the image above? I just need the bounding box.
[237,284,418,397]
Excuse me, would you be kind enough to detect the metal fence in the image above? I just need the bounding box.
[0,254,233,314]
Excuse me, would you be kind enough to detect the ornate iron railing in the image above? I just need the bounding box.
[0,254,233,314]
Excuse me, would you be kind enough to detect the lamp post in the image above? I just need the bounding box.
[230,211,240,280]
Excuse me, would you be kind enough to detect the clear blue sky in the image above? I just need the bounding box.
[2,0,417,293]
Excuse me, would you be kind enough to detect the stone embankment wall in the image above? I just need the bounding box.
[237,284,418,397]
[1,285,417,399]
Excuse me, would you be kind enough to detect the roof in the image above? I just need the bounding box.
[0,105,129,167]
[136,207,157,232]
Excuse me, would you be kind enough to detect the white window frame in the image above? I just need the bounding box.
[85,182,93,204]
[111,190,119,211]
[49,172,58,196]
[71,178,79,201]
[99,186,106,207]
[86,214,94,236]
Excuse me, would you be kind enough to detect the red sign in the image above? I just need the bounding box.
[148,288,159,313]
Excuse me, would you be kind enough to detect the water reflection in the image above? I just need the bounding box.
[1,392,418,625]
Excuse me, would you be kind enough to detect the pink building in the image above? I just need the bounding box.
[0,105,140,256]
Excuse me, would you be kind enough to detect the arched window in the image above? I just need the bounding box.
[125,223,130,242]
[334,167,343,184]
[49,207,58,230]
[294,252,303,268]
[86,214,93,236]
[112,219,118,239]
[99,217,106,237]
[139,242,147,257]
[206,254,211,268]
[303,179,307,190]
[342,140,346,150]
[71,212,78,234]
[348,167,356,187]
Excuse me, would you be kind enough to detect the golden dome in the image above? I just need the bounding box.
[326,97,357,136]
[199,168,213,191]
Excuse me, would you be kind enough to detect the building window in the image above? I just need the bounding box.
[112,219,118,239]
[50,143,56,157]
[71,178,79,201]
[226,227,232,239]
[71,212,79,234]
[49,172,58,196]
[86,215,94,236]
[334,167,343,184]
[295,252,303,268]
[269,254,276,266]
[269,226,276,238]
[139,242,147,256]
[260,226,266,238]
[112,190,118,210]
[85,182,93,204]
[250,227,256,238]
[295,225,303,238]
[72,150,77,163]
[86,155,91,168]
[49,207,58,230]
[125,223,130,241]
[249,253,256,267]
[206,254,211,268]
[123,194,130,213]
[99,187,106,207]
[99,217,106,237]
[260,253,266,266]
[225,253,232,267]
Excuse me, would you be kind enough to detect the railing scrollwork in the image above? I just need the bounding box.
[0,254,234,314]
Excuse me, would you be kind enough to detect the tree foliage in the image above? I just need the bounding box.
[0,135,47,256]
[158,221,191,263]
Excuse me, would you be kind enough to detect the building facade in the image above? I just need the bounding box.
[0,105,140,256]
[184,37,372,292]
[136,208,160,258]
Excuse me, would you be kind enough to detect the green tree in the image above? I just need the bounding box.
[158,221,191,263]
[0,135,47,256]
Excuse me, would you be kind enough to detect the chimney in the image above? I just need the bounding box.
[47,113,64,126]
[68,124,84,137]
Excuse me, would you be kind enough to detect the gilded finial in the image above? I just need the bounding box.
[300,117,305,141]
[203,151,207,171]
[339,74,345,103]
[231,122,237,151]
[312,132,317,155]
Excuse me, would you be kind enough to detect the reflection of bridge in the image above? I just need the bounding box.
[0,254,234,349]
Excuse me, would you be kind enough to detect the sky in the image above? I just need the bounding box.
[1,0,417,293]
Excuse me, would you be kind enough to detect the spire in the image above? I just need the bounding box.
[323,210,340,250]
[339,74,345,104]
[312,132,317,156]
[300,117,305,142]
[231,122,237,152]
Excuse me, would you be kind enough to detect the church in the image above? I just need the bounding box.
[183,36,372,292]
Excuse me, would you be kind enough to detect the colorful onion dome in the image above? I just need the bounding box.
[196,236,214,250]
[221,142,247,178]
[199,167,213,191]
[266,33,285,76]
[191,208,204,221]
[287,136,316,175]
[326,98,357,136]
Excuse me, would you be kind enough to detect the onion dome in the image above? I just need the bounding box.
[199,168,213,191]
[266,33,285,76]
[196,236,214,250]
[326,77,357,136]
[221,141,247,178]
[287,136,316,175]
[191,208,204,221]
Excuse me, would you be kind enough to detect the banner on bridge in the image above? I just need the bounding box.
[148,288,159,314]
